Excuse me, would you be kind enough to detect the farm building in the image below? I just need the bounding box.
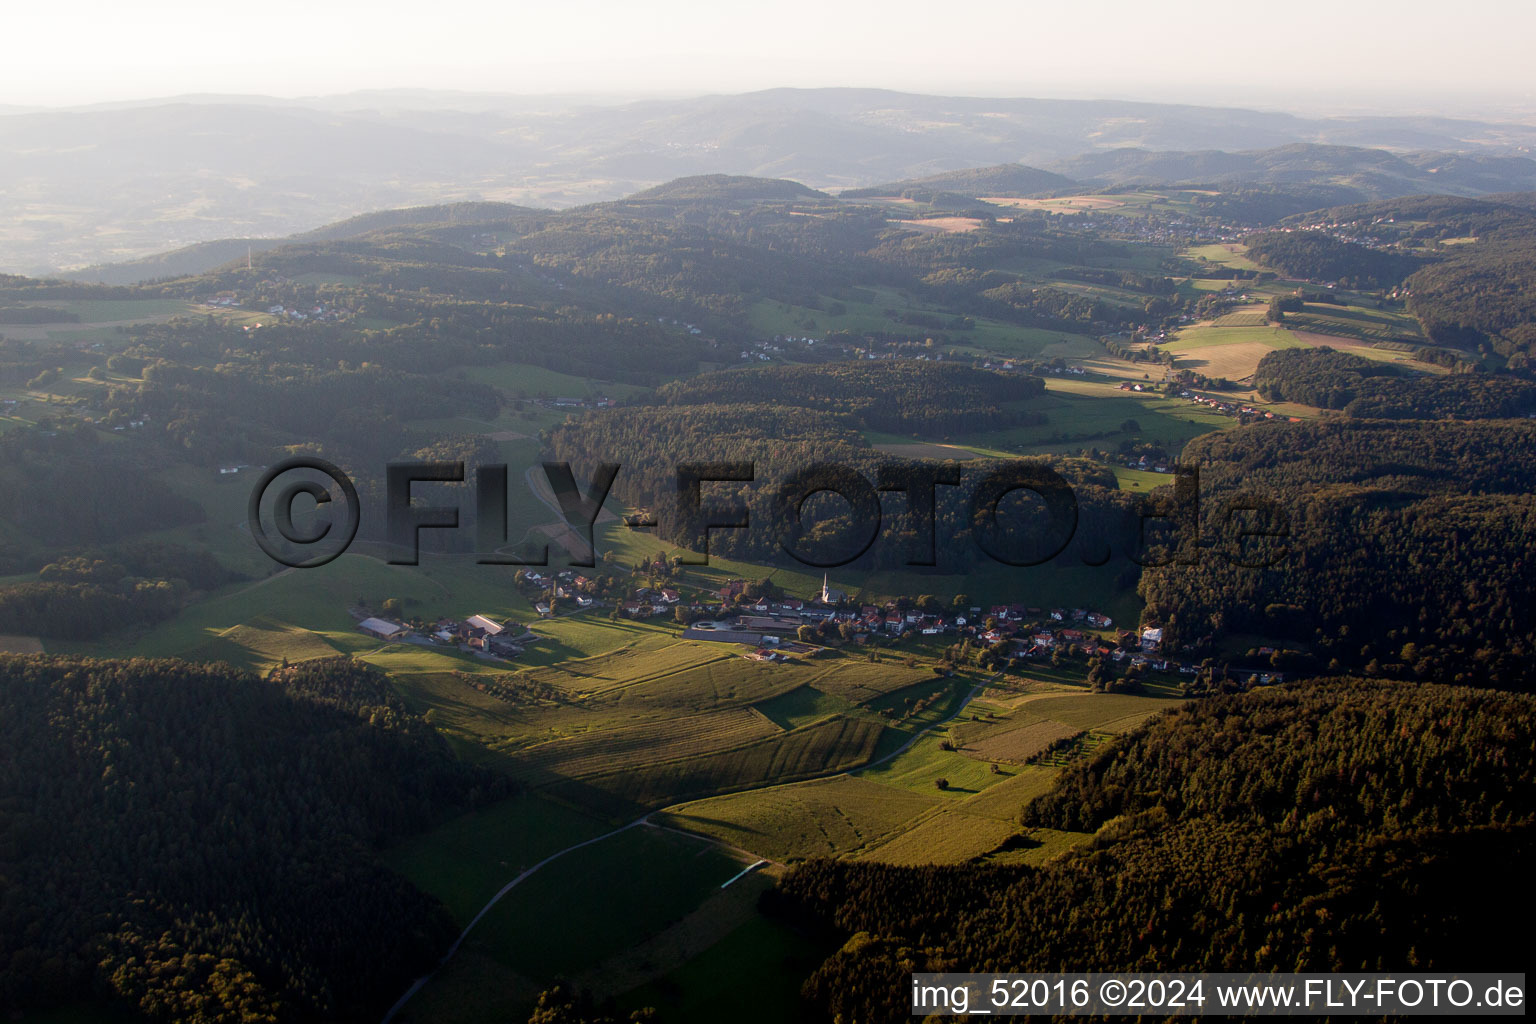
[359,617,408,640]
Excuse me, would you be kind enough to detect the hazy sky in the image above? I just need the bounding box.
[5,0,1533,114]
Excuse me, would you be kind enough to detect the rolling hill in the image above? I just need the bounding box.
[9,89,1536,274]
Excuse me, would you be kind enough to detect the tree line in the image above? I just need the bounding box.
[770,677,1536,1023]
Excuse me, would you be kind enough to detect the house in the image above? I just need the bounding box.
[745,647,787,662]
[1140,626,1164,650]
[359,617,408,640]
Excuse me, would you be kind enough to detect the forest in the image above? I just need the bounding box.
[546,397,1144,573]
[0,171,1529,1023]
[656,361,1046,434]
[1243,230,1422,288]
[774,677,1536,1023]
[1138,418,1536,690]
[0,655,507,1021]
[1252,348,1536,418]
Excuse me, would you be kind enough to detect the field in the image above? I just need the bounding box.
[0,634,44,654]
[0,298,193,342]
[1161,323,1308,380]
[548,714,889,816]
[856,731,1008,795]
[505,706,784,783]
[745,288,1097,362]
[981,191,1209,218]
[1285,302,1426,344]
[855,805,1019,865]
[182,616,340,672]
[656,775,941,862]
[962,719,1080,763]
[386,794,614,922]
[752,684,857,729]
[453,361,656,401]
[395,824,766,1022]
[890,217,986,233]
[613,914,833,1024]
[982,195,1127,213]
[1186,242,1264,272]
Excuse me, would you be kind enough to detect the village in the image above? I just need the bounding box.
[350,565,1284,685]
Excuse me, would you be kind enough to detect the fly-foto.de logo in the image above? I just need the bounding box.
[247,457,1290,571]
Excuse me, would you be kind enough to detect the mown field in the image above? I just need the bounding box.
[1161,322,1309,380]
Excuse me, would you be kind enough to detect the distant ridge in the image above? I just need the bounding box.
[624,174,828,203]
[1049,143,1536,199]
[841,163,1076,199]
[63,201,542,285]
[11,90,1536,274]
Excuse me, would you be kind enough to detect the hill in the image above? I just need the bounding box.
[841,163,1075,199]
[10,91,1536,274]
[776,677,1536,1023]
[1051,143,1536,199]
[63,201,542,285]
[625,174,828,204]
[657,361,1046,433]
[0,654,505,1021]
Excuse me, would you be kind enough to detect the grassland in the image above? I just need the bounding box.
[985,191,1208,219]
[182,616,340,673]
[398,823,763,1021]
[1285,302,1426,344]
[855,806,1018,865]
[872,379,1234,458]
[0,298,193,342]
[459,825,753,978]
[745,288,1096,362]
[1161,322,1308,381]
[962,719,1080,763]
[547,715,888,817]
[386,794,614,923]
[656,775,941,862]
[752,684,857,729]
[856,732,1007,795]
[613,913,833,1024]
[1186,242,1264,272]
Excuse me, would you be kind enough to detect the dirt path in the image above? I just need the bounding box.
[379,674,995,1021]
[381,818,648,1022]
